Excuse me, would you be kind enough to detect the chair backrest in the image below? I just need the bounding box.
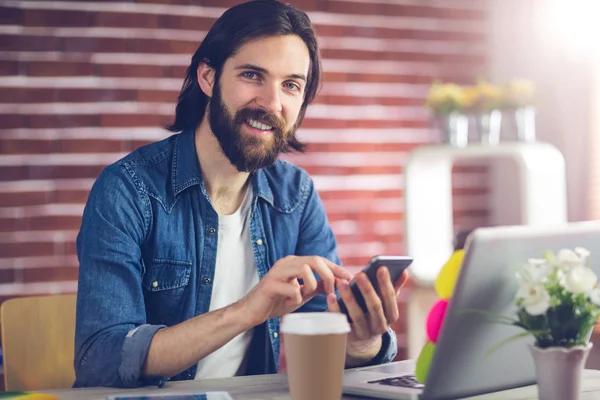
[0,293,77,391]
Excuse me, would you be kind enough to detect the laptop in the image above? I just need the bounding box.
[343,221,600,400]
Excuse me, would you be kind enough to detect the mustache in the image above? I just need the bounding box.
[234,108,286,133]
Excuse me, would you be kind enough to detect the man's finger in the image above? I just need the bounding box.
[393,270,409,291]
[321,257,353,280]
[299,264,318,299]
[339,279,369,340]
[356,272,387,335]
[377,267,400,324]
[326,293,341,313]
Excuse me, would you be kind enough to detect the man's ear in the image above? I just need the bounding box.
[197,62,215,98]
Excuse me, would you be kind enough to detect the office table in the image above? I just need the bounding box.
[40,368,600,400]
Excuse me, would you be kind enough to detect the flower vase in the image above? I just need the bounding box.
[514,106,536,143]
[529,343,592,400]
[475,109,502,145]
[436,112,468,147]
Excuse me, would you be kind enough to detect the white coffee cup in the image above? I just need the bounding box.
[281,312,351,400]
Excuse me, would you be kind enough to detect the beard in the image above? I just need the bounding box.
[207,81,296,173]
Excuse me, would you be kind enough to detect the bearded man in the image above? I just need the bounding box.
[74,0,406,389]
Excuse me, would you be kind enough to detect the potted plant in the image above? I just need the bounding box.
[462,78,504,145]
[425,81,469,147]
[499,79,536,143]
[494,248,600,400]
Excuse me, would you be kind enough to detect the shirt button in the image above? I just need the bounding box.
[273,331,279,339]
[202,277,211,284]
[256,238,263,246]
[152,281,158,288]
[207,227,216,235]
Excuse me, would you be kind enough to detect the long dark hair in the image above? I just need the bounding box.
[165,0,322,153]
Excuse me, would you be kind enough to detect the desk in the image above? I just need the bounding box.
[40,366,600,400]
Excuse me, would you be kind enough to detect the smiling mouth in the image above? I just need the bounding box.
[246,118,274,131]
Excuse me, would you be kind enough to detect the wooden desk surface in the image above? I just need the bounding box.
[39,369,600,400]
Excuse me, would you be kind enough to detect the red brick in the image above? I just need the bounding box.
[300,165,402,176]
[99,63,165,78]
[100,114,162,127]
[167,66,187,78]
[26,215,82,231]
[328,212,404,223]
[320,189,403,201]
[323,2,485,20]
[160,15,216,31]
[138,90,179,103]
[27,61,94,77]
[23,9,94,27]
[320,48,484,64]
[0,217,25,232]
[300,119,427,129]
[1,114,26,129]
[0,139,53,155]
[0,166,27,181]
[57,139,125,153]
[313,95,424,107]
[0,60,18,76]
[0,6,23,25]
[28,114,99,129]
[26,165,105,180]
[22,266,79,283]
[126,38,196,54]
[452,187,489,196]
[59,88,137,103]
[53,189,90,204]
[95,11,159,29]
[306,143,416,153]
[0,242,56,258]
[9,35,61,52]
[131,140,160,151]
[0,269,16,285]
[65,240,77,257]
[0,191,50,208]
[63,37,128,53]
[0,88,58,103]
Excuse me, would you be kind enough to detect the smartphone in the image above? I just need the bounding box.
[336,255,413,320]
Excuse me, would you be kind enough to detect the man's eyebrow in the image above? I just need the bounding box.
[235,64,307,82]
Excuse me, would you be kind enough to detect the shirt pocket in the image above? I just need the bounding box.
[142,258,192,326]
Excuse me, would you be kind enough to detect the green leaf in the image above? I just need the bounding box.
[457,308,517,323]
[483,331,534,359]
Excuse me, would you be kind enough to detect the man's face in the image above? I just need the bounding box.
[207,35,310,172]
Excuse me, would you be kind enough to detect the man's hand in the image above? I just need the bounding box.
[239,256,353,326]
[327,266,408,366]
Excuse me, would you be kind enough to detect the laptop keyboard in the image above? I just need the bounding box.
[368,374,425,389]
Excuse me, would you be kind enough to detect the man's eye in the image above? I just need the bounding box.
[284,82,300,91]
[242,71,258,79]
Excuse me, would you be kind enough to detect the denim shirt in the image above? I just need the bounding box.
[74,130,397,388]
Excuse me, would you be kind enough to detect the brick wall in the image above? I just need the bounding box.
[0,0,489,360]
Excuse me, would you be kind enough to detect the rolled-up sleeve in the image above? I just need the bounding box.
[74,164,165,388]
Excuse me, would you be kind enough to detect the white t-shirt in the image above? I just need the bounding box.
[195,184,259,379]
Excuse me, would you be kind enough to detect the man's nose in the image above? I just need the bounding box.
[255,84,283,114]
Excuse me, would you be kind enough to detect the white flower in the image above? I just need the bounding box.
[560,265,598,294]
[516,283,550,315]
[589,288,600,307]
[575,247,591,262]
[556,248,588,270]
[516,259,550,285]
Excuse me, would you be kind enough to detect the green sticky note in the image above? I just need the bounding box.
[415,340,436,384]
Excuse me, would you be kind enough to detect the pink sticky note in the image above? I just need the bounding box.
[426,299,449,343]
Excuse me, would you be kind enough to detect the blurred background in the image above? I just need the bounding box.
[0,0,598,382]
